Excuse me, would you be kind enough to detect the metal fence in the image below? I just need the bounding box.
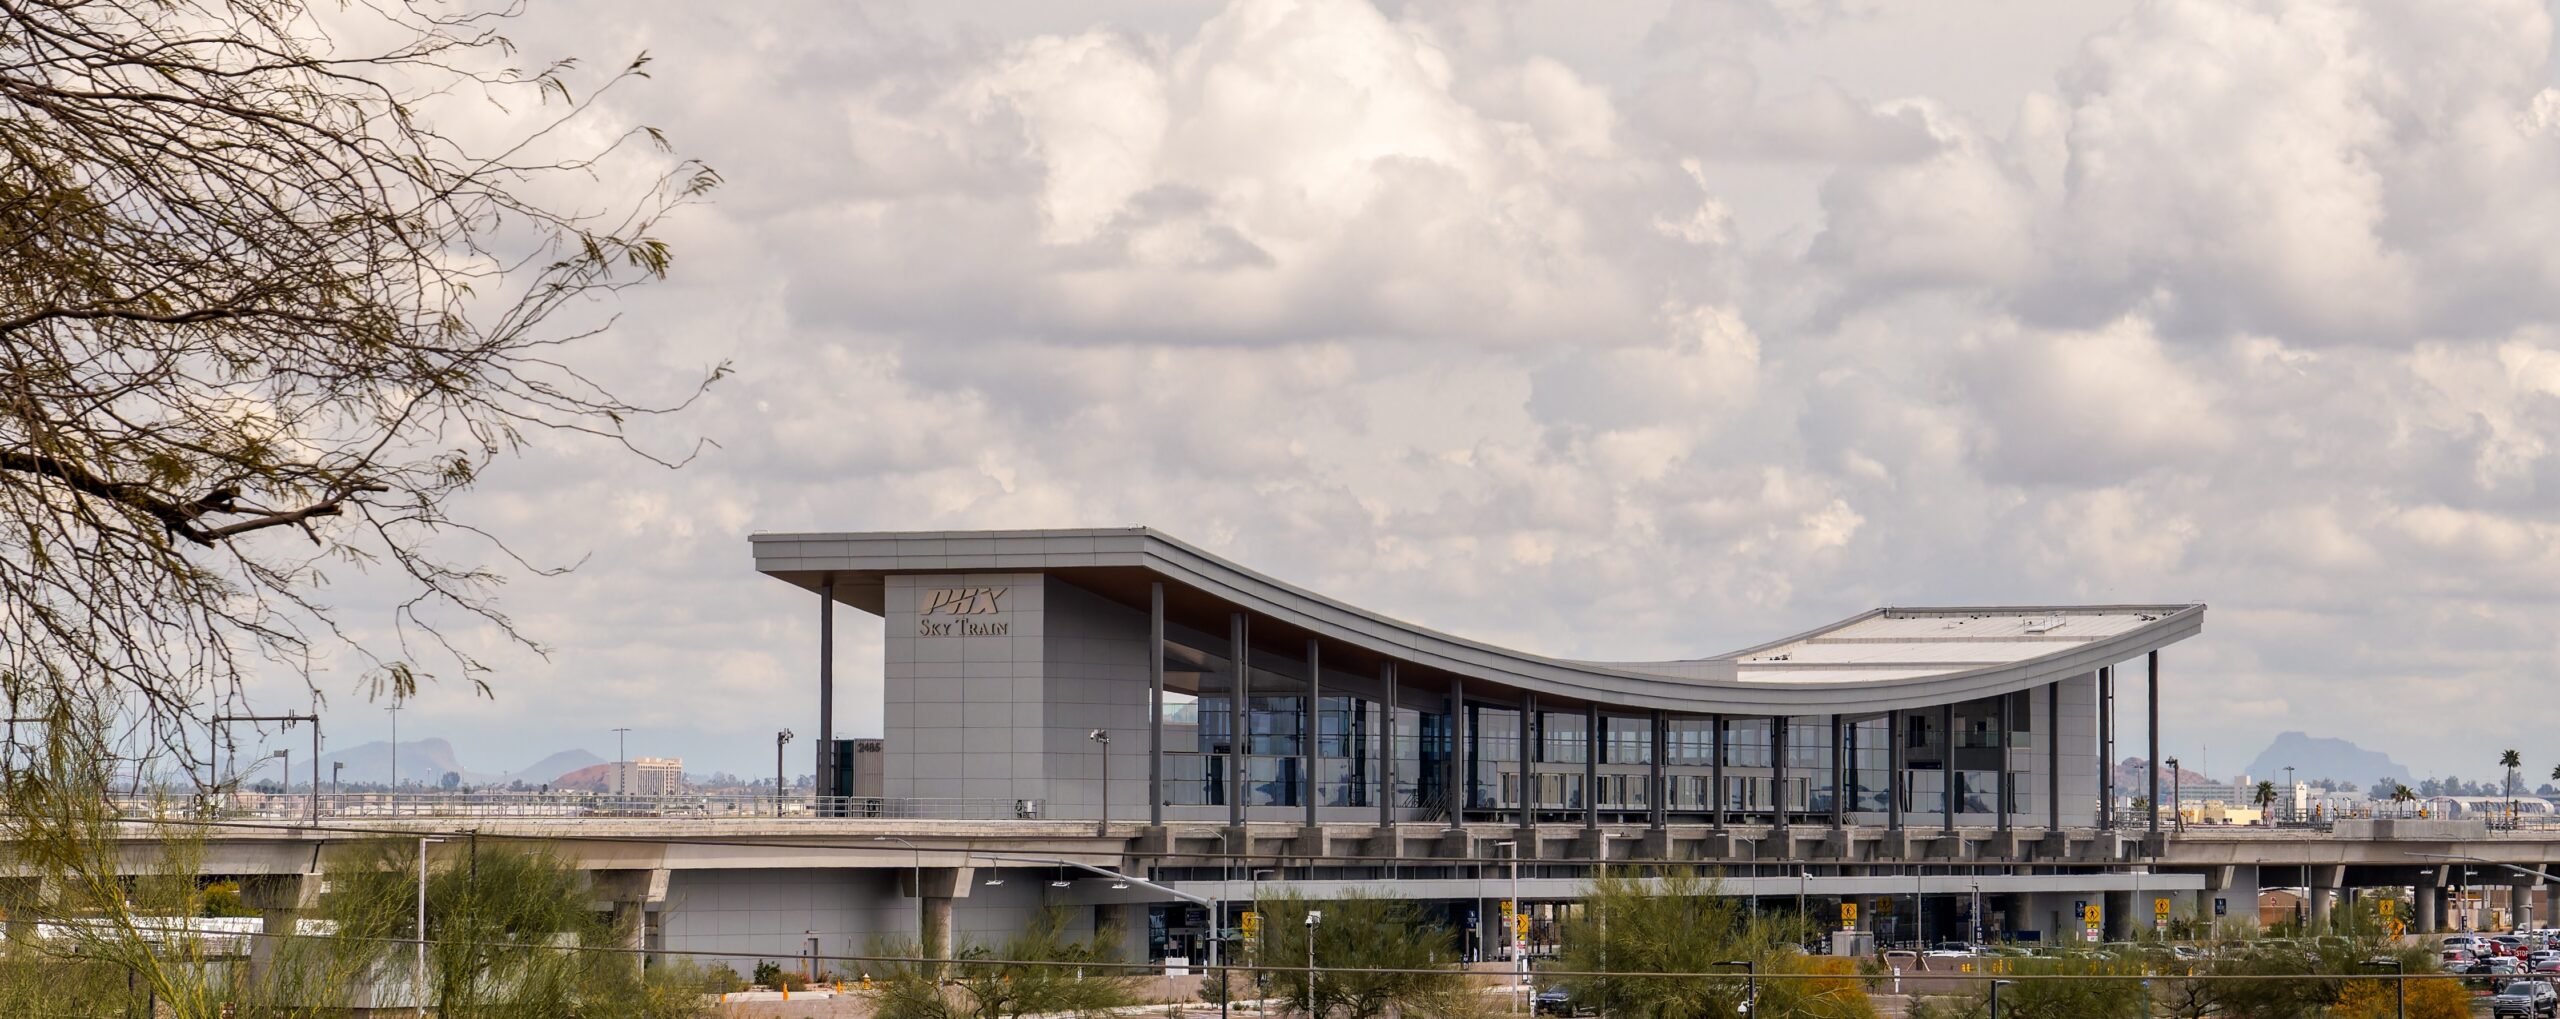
[111,791,1047,823]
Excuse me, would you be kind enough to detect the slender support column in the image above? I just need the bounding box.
[2147,651,2161,838]
[1448,678,1468,822]
[1832,715,1847,832]
[1712,714,1727,831]
[1887,709,1903,831]
[1304,638,1321,828]
[1583,702,1600,830]
[818,575,835,808]
[1940,702,1956,833]
[1148,583,1165,826]
[1772,715,1790,834]
[2099,666,2115,830]
[1379,661,1397,828]
[1518,693,1536,829]
[1229,612,1248,829]
[1648,711,1667,831]
[1995,693,2011,832]
[2047,683,2061,831]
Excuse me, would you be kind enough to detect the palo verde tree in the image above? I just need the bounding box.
[1255,891,1463,1019]
[309,837,707,1018]
[867,906,1138,1019]
[1555,868,1875,1019]
[0,0,719,766]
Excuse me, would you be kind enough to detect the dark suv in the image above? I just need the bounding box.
[1533,987,1592,1017]
[2493,979,2560,1019]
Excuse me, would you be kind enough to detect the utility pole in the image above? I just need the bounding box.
[1088,729,1112,836]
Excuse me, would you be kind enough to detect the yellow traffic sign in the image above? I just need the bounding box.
[2154,897,2171,919]
[1240,911,1261,938]
[1841,902,1859,925]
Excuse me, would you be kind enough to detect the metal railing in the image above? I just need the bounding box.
[109,791,1047,823]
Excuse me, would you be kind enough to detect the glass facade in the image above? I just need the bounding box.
[1169,661,2041,823]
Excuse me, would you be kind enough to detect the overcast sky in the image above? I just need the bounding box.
[252,0,2560,784]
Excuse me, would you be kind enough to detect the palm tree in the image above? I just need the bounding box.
[2390,784,2416,817]
[2253,780,2278,822]
[2503,749,2523,822]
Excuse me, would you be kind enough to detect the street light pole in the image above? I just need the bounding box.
[415,836,446,1018]
[2166,756,2182,832]
[1305,908,1323,1011]
[1492,839,1522,1013]
[388,703,400,793]
[1989,979,2013,1019]
[873,836,927,955]
[1717,960,1756,1015]
[776,730,795,817]
[2364,957,2404,1019]
[1089,729,1112,836]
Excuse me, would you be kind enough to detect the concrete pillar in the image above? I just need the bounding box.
[1230,613,1249,828]
[240,873,324,985]
[2518,876,2539,931]
[918,867,973,960]
[2416,882,2440,935]
[2307,886,2332,930]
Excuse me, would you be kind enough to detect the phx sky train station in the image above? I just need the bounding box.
[741,526,2245,962]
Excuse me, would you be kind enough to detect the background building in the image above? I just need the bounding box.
[610,756,684,797]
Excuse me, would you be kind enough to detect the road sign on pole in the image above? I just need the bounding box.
[1841,902,1859,930]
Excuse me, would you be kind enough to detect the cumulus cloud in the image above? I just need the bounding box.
[265,0,2560,782]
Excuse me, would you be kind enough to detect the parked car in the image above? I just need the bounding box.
[2451,948,2486,966]
[2527,949,2560,969]
[1533,987,1592,1017]
[2495,936,2533,956]
[2492,979,2560,1019]
[2473,957,2528,977]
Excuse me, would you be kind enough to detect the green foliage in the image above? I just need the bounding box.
[1907,956,2150,1019]
[1553,868,1872,1019]
[1256,892,1463,1019]
[867,906,1139,1019]
[308,838,691,1018]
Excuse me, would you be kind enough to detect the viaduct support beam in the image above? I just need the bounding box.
[1584,702,1600,830]
[819,575,835,808]
[2147,651,2161,838]
[2099,666,2114,830]
[1648,710,1667,831]
[2046,684,2060,831]
[1518,693,1536,831]
[1229,613,1248,830]
[1712,714,1727,831]
[1448,678,1467,823]
[1940,702,1955,834]
[1304,638,1320,829]
[2415,882,2439,936]
[1148,582,1164,826]
[1378,661,1397,828]
[1773,715,1790,836]
[1886,709,1902,831]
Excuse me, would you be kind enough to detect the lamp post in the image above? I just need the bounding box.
[1305,907,1323,1010]
[269,749,289,814]
[1492,840,1523,1012]
[775,729,795,817]
[2283,766,2295,822]
[388,703,400,794]
[1089,728,1113,836]
[873,835,927,955]
[415,836,446,1017]
[1717,960,1756,1015]
[331,761,344,810]
[1989,979,2013,1018]
[2364,957,2404,1019]
[2165,756,2182,832]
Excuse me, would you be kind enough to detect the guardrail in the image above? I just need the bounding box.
[107,792,1048,823]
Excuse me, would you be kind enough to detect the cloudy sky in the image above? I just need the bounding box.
[264,0,2560,784]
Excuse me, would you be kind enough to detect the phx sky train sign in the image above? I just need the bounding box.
[917,586,1011,637]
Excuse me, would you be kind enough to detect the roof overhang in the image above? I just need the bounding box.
[751,527,2203,716]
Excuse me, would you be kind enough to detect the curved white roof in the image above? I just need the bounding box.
[751,527,2203,715]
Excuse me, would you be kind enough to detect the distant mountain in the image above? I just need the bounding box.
[2245,732,2411,788]
[295,740,603,789]
[552,763,612,793]
[495,749,605,788]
